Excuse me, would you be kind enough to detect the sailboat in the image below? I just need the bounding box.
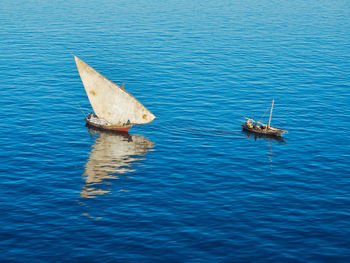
[74,56,155,132]
[242,99,287,137]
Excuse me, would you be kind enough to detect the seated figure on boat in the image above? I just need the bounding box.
[245,119,269,131]
[246,119,253,128]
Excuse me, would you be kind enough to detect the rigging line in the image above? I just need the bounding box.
[258,103,270,123]
[76,102,87,119]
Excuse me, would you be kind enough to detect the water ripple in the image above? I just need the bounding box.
[1,0,350,261]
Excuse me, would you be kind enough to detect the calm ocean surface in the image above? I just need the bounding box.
[1,0,350,262]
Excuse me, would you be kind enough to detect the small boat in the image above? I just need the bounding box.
[74,56,155,132]
[242,99,287,137]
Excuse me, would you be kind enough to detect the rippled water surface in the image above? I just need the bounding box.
[1,0,350,261]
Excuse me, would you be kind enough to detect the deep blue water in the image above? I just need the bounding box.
[1,0,350,261]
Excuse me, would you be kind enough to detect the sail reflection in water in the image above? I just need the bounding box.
[81,128,154,198]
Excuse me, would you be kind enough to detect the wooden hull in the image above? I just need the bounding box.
[242,124,286,137]
[85,118,132,133]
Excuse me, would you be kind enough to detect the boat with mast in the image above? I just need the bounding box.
[242,99,287,137]
[74,56,155,132]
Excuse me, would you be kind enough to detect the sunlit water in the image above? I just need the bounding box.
[1,0,350,261]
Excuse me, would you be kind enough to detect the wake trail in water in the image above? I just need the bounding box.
[168,123,243,137]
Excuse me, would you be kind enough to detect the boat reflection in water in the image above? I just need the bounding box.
[243,130,286,144]
[243,130,286,167]
[81,127,154,199]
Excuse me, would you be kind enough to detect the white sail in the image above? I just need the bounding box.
[75,56,155,126]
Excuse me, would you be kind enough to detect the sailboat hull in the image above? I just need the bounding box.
[85,117,132,133]
[242,124,286,137]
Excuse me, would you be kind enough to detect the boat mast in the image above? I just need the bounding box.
[268,99,274,128]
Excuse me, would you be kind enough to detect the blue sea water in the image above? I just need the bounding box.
[1,0,350,261]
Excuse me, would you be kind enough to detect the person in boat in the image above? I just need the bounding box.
[247,119,253,128]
